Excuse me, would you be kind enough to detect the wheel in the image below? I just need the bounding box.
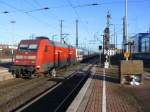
[15,74,21,78]
[30,74,35,79]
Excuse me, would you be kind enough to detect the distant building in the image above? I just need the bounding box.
[141,34,150,53]
[0,44,17,50]
[0,44,17,58]
[0,44,9,50]
[130,33,150,53]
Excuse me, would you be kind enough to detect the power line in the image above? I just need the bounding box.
[24,7,49,13]
[65,0,91,38]
[0,0,54,28]
[32,0,60,20]
[2,0,147,15]
[23,0,59,28]
[0,7,50,14]
[73,3,99,8]
[22,0,150,9]
[98,0,150,5]
[29,3,98,9]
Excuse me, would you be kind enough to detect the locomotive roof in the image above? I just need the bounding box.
[50,41,67,48]
[36,36,74,48]
[50,40,75,48]
[20,36,75,49]
[20,39,40,44]
[36,36,49,40]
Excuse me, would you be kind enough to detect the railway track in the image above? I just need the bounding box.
[14,58,98,112]
[0,60,92,112]
[0,77,48,111]
[0,69,14,81]
[53,65,93,112]
[0,63,82,91]
[0,78,26,89]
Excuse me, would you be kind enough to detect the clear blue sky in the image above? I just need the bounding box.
[0,0,149,51]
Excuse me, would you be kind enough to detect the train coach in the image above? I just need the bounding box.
[9,37,76,78]
[76,48,98,62]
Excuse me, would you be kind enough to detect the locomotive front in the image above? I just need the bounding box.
[9,40,39,78]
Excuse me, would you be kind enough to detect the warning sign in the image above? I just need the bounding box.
[124,52,130,59]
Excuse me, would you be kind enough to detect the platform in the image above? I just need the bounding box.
[0,58,12,63]
[67,66,139,112]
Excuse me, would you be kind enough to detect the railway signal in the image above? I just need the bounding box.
[103,11,111,68]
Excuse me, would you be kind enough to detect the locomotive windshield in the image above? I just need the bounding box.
[28,44,38,50]
[19,44,38,51]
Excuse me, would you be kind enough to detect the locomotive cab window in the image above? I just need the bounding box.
[19,44,28,51]
[19,44,38,52]
[28,44,38,50]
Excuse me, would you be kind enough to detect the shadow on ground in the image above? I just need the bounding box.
[48,77,65,82]
[91,74,120,83]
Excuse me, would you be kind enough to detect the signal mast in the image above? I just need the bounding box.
[103,11,111,68]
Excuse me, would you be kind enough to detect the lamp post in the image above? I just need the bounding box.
[10,20,16,62]
[125,0,129,53]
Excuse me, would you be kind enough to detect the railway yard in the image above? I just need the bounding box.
[0,57,149,112]
[0,0,149,112]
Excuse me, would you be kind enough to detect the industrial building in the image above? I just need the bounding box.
[130,33,150,53]
[0,44,17,59]
[141,34,150,53]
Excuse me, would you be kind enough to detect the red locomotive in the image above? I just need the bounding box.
[9,37,76,78]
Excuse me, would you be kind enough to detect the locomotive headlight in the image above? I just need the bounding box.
[36,65,40,69]
[15,60,19,63]
[16,55,23,59]
[28,56,36,60]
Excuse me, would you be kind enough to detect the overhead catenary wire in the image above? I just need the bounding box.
[65,0,91,38]
[0,0,147,23]
[0,0,148,14]
[24,0,150,9]
[31,0,60,20]
[0,0,148,43]
[0,0,55,28]
[100,0,150,5]
[0,7,50,14]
